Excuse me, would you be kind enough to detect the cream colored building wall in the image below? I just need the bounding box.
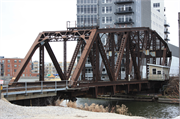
[148,65,169,81]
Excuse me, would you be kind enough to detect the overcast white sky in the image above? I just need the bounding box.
[0,0,180,62]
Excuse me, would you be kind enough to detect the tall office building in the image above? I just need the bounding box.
[76,0,170,41]
[76,0,176,80]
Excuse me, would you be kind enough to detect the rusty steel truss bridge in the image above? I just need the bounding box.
[6,27,172,99]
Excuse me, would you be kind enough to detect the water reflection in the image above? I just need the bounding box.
[76,98,179,119]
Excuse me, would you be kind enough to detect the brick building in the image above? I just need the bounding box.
[0,58,32,77]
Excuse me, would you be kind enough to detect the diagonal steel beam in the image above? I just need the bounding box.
[162,47,167,66]
[66,40,83,79]
[45,42,66,80]
[129,41,141,80]
[9,33,43,85]
[98,36,114,81]
[99,37,109,77]
[114,32,129,81]
[70,29,97,87]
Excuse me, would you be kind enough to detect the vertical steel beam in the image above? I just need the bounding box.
[146,31,151,79]
[95,86,98,98]
[152,33,156,64]
[162,47,167,66]
[128,84,130,94]
[126,36,130,81]
[137,31,140,78]
[113,85,116,95]
[93,41,99,82]
[160,40,162,65]
[139,83,141,91]
[109,33,115,80]
[64,40,67,78]
[39,44,44,81]
[45,42,66,80]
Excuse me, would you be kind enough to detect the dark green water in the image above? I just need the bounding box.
[76,98,179,119]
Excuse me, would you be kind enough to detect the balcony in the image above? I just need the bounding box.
[164,38,170,41]
[164,23,170,27]
[115,8,133,15]
[114,0,134,4]
[164,30,170,34]
[114,19,134,25]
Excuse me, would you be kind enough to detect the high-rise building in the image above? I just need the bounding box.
[76,0,170,41]
[76,0,178,81]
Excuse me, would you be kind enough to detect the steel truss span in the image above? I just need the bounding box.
[9,27,172,88]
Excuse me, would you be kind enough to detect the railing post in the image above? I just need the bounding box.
[25,82,27,95]
[66,80,68,90]
[41,81,43,94]
[55,81,57,94]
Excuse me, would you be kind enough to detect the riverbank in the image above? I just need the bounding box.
[98,94,180,104]
[0,96,145,119]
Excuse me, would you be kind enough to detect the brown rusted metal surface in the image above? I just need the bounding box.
[39,44,44,81]
[115,32,129,80]
[9,27,172,89]
[98,36,114,82]
[70,29,97,86]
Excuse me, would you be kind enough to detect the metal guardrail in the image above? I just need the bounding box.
[2,80,91,97]
[2,80,68,97]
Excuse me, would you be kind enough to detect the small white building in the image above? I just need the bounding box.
[147,63,170,81]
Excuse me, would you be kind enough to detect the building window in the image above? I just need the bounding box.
[19,60,21,63]
[102,6,112,13]
[14,60,17,63]
[102,16,112,24]
[8,60,10,63]
[8,69,10,72]
[14,69,16,72]
[106,17,112,23]
[94,5,97,13]
[157,71,161,74]
[91,5,94,13]
[14,65,17,68]
[8,64,10,67]
[102,0,112,4]
[81,0,83,4]
[77,5,80,14]
[81,5,84,14]
[87,5,90,14]
[153,3,160,8]
[77,0,80,4]
[102,7,105,13]
[152,69,156,74]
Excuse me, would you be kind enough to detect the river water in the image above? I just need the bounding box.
[76,98,179,119]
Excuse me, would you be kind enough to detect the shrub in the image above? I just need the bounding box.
[55,99,64,106]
